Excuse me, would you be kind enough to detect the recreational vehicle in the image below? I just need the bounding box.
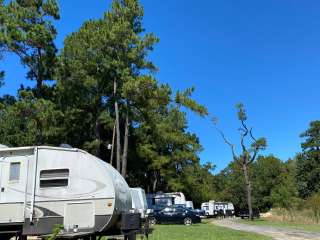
[201,201,235,217]
[185,201,194,210]
[130,188,148,219]
[146,192,186,211]
[0,146,147,239]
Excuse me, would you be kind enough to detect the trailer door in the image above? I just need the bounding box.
[0,155,30,223]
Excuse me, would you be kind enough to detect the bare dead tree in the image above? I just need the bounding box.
[213,103,267,220]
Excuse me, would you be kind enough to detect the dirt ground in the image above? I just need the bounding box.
[213,218,320,240]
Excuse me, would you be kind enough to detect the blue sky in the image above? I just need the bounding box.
[2,0,320,172]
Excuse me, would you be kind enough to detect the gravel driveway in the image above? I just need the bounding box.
[213,219,320,240]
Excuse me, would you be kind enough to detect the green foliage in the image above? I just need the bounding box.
[175,87,208,117]
[46,224,64,240]
[307,192,320,223]
[236,102,247,121]
[296,121,320,198]
[215,156,299,212]
[56,0,209,187]
[215,162,247,209]
[0,90,63,146]
[57,0,160,161]
[252,156,284,211]
[0,0,60,96]
[300,121,320,150]
[269,160,300,211]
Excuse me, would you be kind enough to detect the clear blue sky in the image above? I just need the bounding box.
[2,0,320,172]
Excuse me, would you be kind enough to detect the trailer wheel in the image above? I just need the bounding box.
[183,217,192,226]
[149,217,157,226]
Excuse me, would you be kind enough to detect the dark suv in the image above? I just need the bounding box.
[238,208,260,219]
[148,205,201,225]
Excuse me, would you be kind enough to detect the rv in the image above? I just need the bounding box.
[0,146,147,239]
[201,201,235,217]
[185,201,194,210]
[146,192,186,211]
[130,188,148,219]
[201,202,212,216]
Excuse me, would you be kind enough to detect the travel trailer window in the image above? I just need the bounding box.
[40,169,69,188]
[9,162,20,181]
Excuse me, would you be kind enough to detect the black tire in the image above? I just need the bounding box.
[149,217,157,226]
[183,217,192,226]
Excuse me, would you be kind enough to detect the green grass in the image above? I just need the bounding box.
[239,218,320,233]
[144,222,272,240]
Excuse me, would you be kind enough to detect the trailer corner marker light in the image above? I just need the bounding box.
[108,202,112,207]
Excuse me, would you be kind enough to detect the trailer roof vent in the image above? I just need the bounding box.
[59,143,73,149]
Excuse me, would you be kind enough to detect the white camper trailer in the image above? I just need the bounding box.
[0,146,146,239]
[201,201,235,217]
[147,192,186,210]
[130,188,148,219]
[185,201,194,210]
[201,202,211,216]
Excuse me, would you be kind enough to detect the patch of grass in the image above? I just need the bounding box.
[144,222,272,240]
[239,218,320,232]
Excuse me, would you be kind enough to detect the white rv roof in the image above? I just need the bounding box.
[0,146,88,154]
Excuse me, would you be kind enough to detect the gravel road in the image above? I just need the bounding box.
[213,219,320,240]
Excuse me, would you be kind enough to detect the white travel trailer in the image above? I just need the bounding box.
[130,188,148,219]
[147,192,186,210]
[201,201,235,217]
[201,202,211,216]
[0,146,145,239]
[185,201,194,209]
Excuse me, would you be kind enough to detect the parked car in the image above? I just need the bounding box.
[192,209,206,218]
[172,204,205,218]
[148,205,201,226]
[238,209,260,219]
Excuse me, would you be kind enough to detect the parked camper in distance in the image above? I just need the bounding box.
[186,201,194,209]
[0,146,148,240]
[130,187,148,219]
[201,201,235,217]
[147,192,186,211]
[201,202,211,216]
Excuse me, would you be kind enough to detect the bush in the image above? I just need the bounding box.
[307,193,320,223]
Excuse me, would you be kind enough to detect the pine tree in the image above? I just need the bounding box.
[0,0,60,97]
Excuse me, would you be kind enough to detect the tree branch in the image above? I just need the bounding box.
[240,131,248,153]
[214,126,240,164]
[249,149,258,164]
[249,128,257,142]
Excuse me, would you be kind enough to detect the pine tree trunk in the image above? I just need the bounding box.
[121,112,129,178]
[153,178,157,193]
[243,163,253,220]
[152,171,158,192]
[95,113,101,158]
[114,79,121,172]
[36,47,43,98]
[110,123,116,165]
